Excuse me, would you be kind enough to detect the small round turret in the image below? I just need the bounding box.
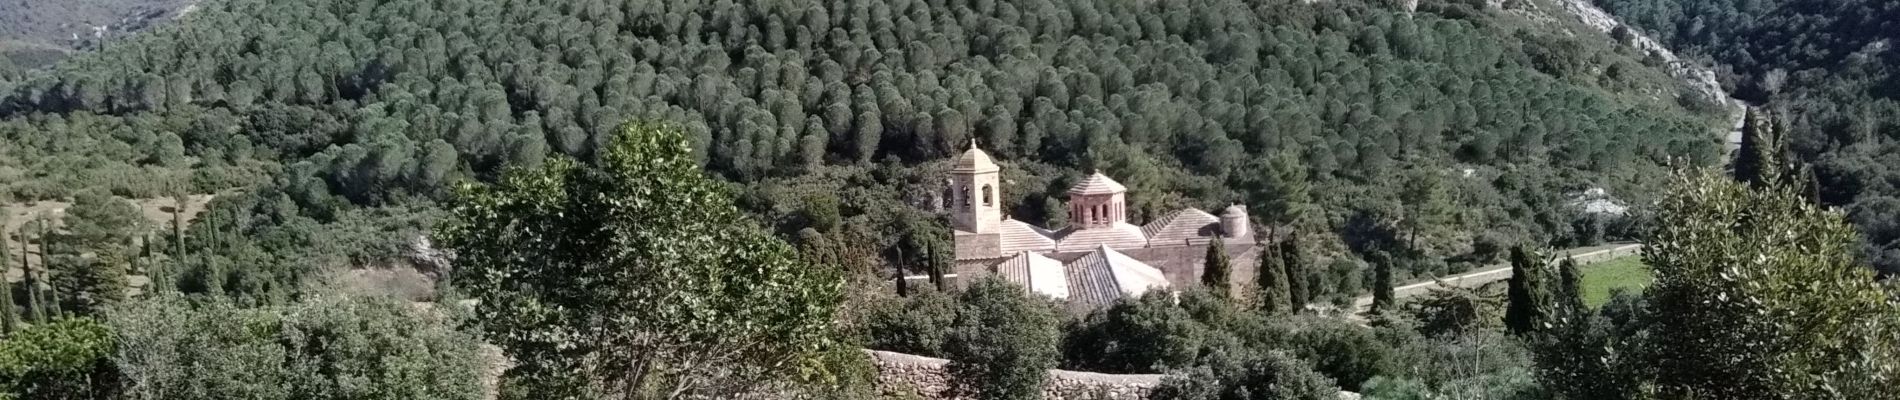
[1219,204,1249,238]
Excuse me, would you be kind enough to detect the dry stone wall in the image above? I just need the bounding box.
[867,350,1163,400]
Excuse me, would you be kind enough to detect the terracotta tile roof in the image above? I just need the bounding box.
[1066,172,1127,195]
[1054,222,1149,252]
[998,219,1057,253]
[995,251,1069,300]
[1140,208,1220,246]
[1063,245,1171,308]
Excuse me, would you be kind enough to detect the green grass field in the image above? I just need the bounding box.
[1581,256,1653,308]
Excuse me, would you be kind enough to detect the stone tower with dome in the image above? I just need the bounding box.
[939,143,1260,309]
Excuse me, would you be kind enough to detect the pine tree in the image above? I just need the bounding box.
[1504,245,1551,334]
[1202,238,1232,298]
[1281,232,1310,313]
[1370,249,1396,315]
[1555,255,1584,316]
[1258,243,1291,316]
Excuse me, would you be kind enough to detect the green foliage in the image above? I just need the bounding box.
[1201,239,1231,298]
[0,318,113,400]
[1595,0,1900,274]
[1641,170,1900,398]
[0,0,1722,289]
[107,294,486,400]
[943,278,1062,400]
[1064,291,1217,374]
[1291,319,1396,391]
[1403,285,1500,337]
[1731,108,1786,189]
[1502,245,1551,335]
[440,122,846,398]
[1152,351,1339,400]
[1552,256,1583,316]
[1370,250,1397,314]
[1372,329,1543,400]
[863,288,959,357]
[1257,244,1292,317]
[50,191,145,316]
[1281,234,1313,311]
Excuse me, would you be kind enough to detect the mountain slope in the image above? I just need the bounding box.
[1590,0,1900,273]
[0,0,1724,290]
[0,0,196,69]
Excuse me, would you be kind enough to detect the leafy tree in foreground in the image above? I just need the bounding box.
[1642,170,1900,399]
[943,278,1061,400]
[440,121,847,398]
[0,318,114,399]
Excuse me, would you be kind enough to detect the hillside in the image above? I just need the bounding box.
[0,0,1725,296]
[0,0,197,70]
[1590,0,1900,273]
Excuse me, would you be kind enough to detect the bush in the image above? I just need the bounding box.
[1290,318,1397,391]
[0,318,115,399]
[1150,351,1339,400]
[943,278,1063,400]
[863,287,959,357]
[108,294,487,400]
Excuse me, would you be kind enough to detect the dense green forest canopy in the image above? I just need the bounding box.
[0,0,1722,292]
[1592,0,1900,273]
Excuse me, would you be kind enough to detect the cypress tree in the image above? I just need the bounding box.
[1258,242,1291,316]
[1732,108,1782,189]
[19,225,39,324]
[1370,249,1396,314]
[1504,245,1551,334]
[1202,238,1232,298]
[0,228,13,334]
[1281,232,1310,312]
[926,240,945,291]
[894,244,909,296]
[35,219,56,321]
[1556,255,1585,315]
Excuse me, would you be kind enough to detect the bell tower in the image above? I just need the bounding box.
[950,141,1002,234]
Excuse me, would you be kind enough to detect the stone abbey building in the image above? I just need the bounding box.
[944,143,1259,308]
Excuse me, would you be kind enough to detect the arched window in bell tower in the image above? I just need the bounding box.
[982,185,994,206]
[963,187,974,209]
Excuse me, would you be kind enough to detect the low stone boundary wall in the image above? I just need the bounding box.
[867,350,1163,399]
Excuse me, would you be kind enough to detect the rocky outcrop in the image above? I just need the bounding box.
[1546,0,1733,110]
[867,350,1162,400]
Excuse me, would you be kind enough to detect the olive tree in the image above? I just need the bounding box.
[439,121,846,399]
